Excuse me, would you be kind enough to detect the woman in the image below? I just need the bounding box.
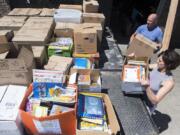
[141,50,180,114]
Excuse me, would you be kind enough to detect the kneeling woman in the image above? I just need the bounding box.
[141,50,180,113]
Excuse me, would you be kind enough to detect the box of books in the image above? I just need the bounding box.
[76,92,120,135]
[0,85,27,135]
[19,83,77,135]
[70,69,101,92]
[121,34,155,94]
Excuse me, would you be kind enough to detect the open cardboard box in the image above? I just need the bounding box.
[121,34,156,94]
[70,68,101,92]
[19,84,77,135]
[76,93,120,135]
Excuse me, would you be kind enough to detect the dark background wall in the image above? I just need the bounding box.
[0,0,10,17]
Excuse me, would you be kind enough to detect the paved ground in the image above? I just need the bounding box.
[155,49,180,135]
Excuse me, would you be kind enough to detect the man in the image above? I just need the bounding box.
[130,13,163,48]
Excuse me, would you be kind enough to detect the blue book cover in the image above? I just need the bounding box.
[78,94,104,119]
[33,82,63,98]
[74,58,88,69]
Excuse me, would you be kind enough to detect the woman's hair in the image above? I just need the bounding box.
[158,50,180,71]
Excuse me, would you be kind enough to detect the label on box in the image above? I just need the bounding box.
[33,119,61,134]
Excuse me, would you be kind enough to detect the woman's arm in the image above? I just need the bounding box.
[146,80,174,105]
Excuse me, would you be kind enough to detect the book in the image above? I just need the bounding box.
[123,65,140,82]
[123,65,145,82]
[50,105,73,115]
[33,106,48,117]
[78,75,91,85]
[73,58,90,69]
[80,121,104,131]
[78,94,104,119]
[81,117,104,125]
[33,69,64,83]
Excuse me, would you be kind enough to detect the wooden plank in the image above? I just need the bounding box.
[0,16,27,31]
[40,8,55,17]
[12,17,54,45]
[161,0,179,51]
[8,8,42,16]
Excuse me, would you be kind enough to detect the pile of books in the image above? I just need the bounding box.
[77,93,108,131]
[26,98,74,117]
[48,37,73,57]
[32,69,76,103]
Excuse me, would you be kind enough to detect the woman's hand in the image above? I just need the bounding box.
[140,79,149,88]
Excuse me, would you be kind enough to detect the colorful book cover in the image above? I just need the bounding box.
[78,75,91,85]
[73,58,88,69]
[78,94,104,119]
[80,121,104,131]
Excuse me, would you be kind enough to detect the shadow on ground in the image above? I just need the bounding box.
[152,110,171,133]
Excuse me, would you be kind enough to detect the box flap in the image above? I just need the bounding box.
[103,94,120,134]
[126,34,157,57]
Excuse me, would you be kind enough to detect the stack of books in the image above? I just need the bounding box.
[48,37,73,57]
[32,69,76,104]
[77,93,108,131]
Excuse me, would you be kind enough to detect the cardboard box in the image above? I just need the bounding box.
[83,13,105,27]
[40,8,55,17]
[83,0,99,13]
[121,34,155,94]
[59,4,82,11]
[0,16,27,31]
[74,27,97,54]
[82,23,103,49]
[127,34,157,57]
[54,9,82,24]
[54,22,79,38]
[13,17,55,46]
[19,85,76,135]
[8,8,42,16]
[0,47,35,85]
[70,69,101,92]
[32,46,48,69]
[76,93,120,135]
[0,85,27,135]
